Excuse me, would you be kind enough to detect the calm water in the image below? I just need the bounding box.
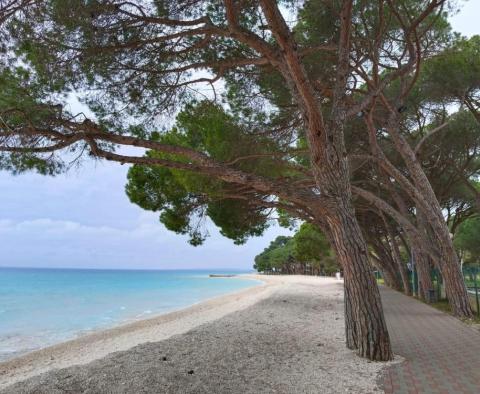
[0,268,259,361]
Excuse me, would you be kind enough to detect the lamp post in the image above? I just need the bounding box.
[407,250,416,297]
[411,249,416,297]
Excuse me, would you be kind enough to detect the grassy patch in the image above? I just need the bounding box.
[426,299,480,325]
[429,299,452,314]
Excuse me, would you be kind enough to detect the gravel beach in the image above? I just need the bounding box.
[0,276,391,393]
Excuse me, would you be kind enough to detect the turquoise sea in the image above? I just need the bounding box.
[0,268,259,361]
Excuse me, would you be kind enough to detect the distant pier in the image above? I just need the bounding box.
[209,274,236,278]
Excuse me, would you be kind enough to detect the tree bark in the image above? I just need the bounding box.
[415,207,471,312]
[389,233,411,296]
[385,117,473,317]
[381,217,411,296]
[344,276,358,350]
[380,266,401,291]
[369,246,402,292]
[259,0,393,359]
[438,253,471,316]
[414,249,433,301]
[325,203,393,361]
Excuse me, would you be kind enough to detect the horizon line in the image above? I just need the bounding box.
[0,265,255,271]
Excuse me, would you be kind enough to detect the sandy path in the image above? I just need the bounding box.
[0,276,391,393]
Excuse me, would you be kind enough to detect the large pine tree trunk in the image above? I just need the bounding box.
[437,246,472,317]
[259,0,394,360]
[386,119,473,317]
[326,203,393,361]
[371,254,402,291]
[381,267,402,291]
[414,249,433,301]
[384,221,411,295]
[416,208,471,314]
[261,0,394,358]
[391,240,411,296]
[369,238,403,292]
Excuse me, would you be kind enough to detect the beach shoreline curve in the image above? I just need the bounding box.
[0,274,272,389]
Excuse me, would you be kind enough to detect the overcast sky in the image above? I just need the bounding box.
[0,1,478,270]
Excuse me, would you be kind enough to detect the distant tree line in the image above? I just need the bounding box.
[254,224,339,275]
[254,212,480,280]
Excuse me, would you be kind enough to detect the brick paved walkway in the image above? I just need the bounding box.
[381,287,480,394]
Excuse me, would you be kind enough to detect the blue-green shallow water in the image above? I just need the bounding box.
[0,268,259,361]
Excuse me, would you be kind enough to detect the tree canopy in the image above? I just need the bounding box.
[454,215,480,265]
[253,223,338,274]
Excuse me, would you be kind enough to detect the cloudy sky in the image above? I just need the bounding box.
[0,1,478,270]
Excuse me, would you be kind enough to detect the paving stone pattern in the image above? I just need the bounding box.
[381,287,480,394]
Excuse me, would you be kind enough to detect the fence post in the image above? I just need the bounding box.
[412,266,420,297]
[474,266,480,317]
[436,269,441,301]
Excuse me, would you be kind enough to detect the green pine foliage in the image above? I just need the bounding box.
[253,223,338,274]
